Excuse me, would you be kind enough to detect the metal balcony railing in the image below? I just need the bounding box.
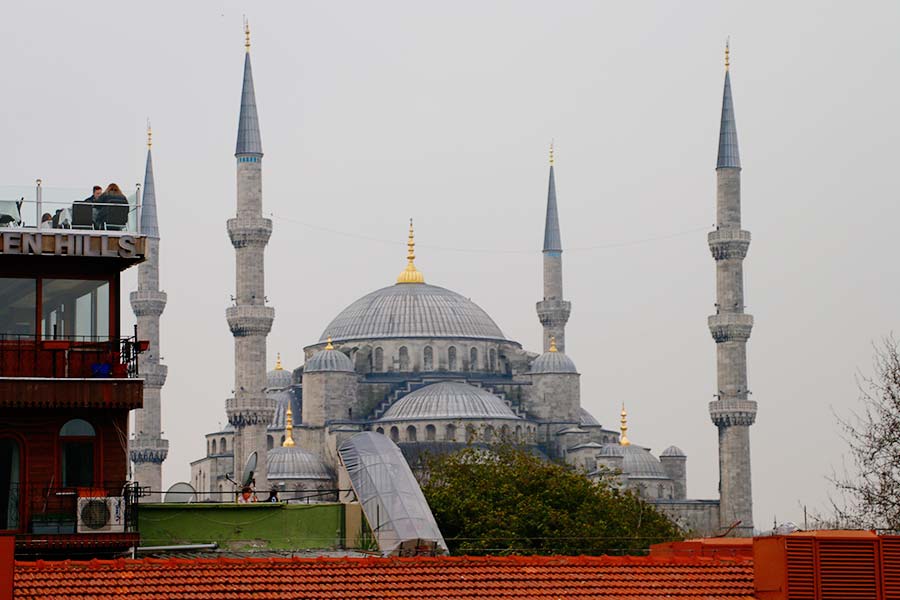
[0,182,144,233]
[0,329,146,378]
[7,481,140,535]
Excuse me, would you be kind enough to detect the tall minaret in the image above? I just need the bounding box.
[536,144,571,353]
[225,22,275,489]
[707,42,756,536]
[130,123,169,502]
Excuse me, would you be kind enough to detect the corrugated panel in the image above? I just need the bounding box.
[819,539,877,600]
[786,537,816,599]
[882,536,900,599]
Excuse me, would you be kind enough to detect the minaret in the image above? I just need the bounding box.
[130,123,169,501]
[536,144,571,352]
[225,22,275,490]
[707,41,756,536]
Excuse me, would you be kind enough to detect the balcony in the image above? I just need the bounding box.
[9,482,141,558]
[0,183,144,233]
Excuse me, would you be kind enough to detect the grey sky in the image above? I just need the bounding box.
[3,1,898,528]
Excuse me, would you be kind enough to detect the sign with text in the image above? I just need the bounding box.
[0,231,144,259]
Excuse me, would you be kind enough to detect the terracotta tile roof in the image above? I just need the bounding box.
[13,554,754,599]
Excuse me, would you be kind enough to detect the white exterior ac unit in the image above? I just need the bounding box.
[76,496,125,533]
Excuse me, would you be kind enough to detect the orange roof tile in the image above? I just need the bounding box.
[12,554,755,599]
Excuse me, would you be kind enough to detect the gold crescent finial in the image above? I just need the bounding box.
[275,352,283,370]
[725,37,730,71]
[396,218,425,284]
[619,403,631,446]
[146,119,152,149]
[325,337,334,351]
[549,336,558,352]
[283,403,295,447]
[244,17,251,52]
[549,141,554,166]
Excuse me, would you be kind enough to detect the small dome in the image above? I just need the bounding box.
[379,381,521,422]
[579,408,600,427]
[598,444,625,458]
[267,447,334,481]
[530,350,577,374]
[621,445,669,479]
[267,368,292,389]
[305,348,354,373]
[661,445,686,457]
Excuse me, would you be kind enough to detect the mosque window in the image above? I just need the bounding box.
[445,424,457,441]
[374,347,384,372]
[406,426,417,442]
[398,347,409,371]
[220,437,227,453]
[211,439,217,455]
[425,424,436,441]
[267,435,274,451]
[484,425,494,442]
[489,349,496,372]
[470,348,478,371]
[500,424,509,441]
[466,425,477,443]
[448,346,457,371]
[280,435,285,445]
[376,427,384,435]
[423,346,433,371]
[515,425,522,440]
[657,484,664,499]
[390,426,399,443]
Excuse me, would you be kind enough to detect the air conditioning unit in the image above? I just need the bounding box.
[76,496,125,533]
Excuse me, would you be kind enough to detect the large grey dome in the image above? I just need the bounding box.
[378,381,521,422]
[305,348,354,373]
[267,446,334,481]
[530,350,577,374]
[621,445,669,479]
[320,283,506,343]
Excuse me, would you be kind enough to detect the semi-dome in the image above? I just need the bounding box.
[661,445,686,457]
[378,381,520,422]
[530,350,577,374]
[621,445,669,479]
[579,408,600,427]
[267,446,334,481]
[319,283,507,343]
[305,346,354,373]
[267,354,293,389]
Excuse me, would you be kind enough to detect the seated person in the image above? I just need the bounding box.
[39,213,53,229]
[81,185,102,203]
[95,183,128,229]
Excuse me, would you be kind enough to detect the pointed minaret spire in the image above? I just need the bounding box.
[717,39,740,169]
[536,143,570,352]
[140,121,159,238]
[236,19,263,157]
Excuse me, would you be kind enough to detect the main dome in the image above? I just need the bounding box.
[319,283,507,343]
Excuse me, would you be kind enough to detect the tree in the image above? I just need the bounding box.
[831,337,900,529]
[420,444,682,555]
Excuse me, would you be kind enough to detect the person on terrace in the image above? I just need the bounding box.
[95,183,128,228]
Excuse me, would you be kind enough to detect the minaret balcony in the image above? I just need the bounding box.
[227,217,272,248]
[226,396,276,426]
[709,399,757,427]
[130,290,167,317]
[226,305,275,337]
[536,299,571,326]
[707,314,753,342]
[137,362,168,387]
[708,229,750,260]
[129,436,169,464]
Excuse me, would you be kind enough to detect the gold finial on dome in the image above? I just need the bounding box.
[725,37,730,71]
[549,337,558,352]
[325,337,334,351]
[283,403,295,447]
[275,352,283,370]
[549,141,555,166]
[396,218,425,284]
[619,403,631,446]
[244,17,251,52]
[147,119,152,149]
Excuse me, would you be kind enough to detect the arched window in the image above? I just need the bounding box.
[280,435,285,445]
[448,346,457,371]
[211,439,217,455]
[657,484,664,499]
[445,424,457,441]
[376,427,384,435]
[425,424,436,441]
[500,425,509,441]
[423,346,433,371]
[267,435,274,450]
[374,347,384,372]
[406,425,417,442]
[484,425,494,442]
[489,349,497,372]
[470,347,478,371]
[399,347,409,371]
[515,425,522,440]
[466,425,477,443]
[0,438,21,530]
[390,426,400,443]
[60,419,95,487]
[220,437,227,453]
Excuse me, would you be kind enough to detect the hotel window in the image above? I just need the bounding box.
[60,419,96,487]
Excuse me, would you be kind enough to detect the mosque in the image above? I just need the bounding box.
[169,30,754,536]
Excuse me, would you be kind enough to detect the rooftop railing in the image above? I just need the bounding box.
[0,329,146,378]
[0,182,145,233]
[8,481,140,536]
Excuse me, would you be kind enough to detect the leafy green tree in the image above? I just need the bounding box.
[420,444,682,555]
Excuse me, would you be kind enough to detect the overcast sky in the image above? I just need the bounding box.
[3,1,899,528]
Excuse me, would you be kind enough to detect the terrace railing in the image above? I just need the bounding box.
[0,330,146,378]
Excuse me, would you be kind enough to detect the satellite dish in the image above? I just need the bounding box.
[164,482,197,504]
[241,451,258,487]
